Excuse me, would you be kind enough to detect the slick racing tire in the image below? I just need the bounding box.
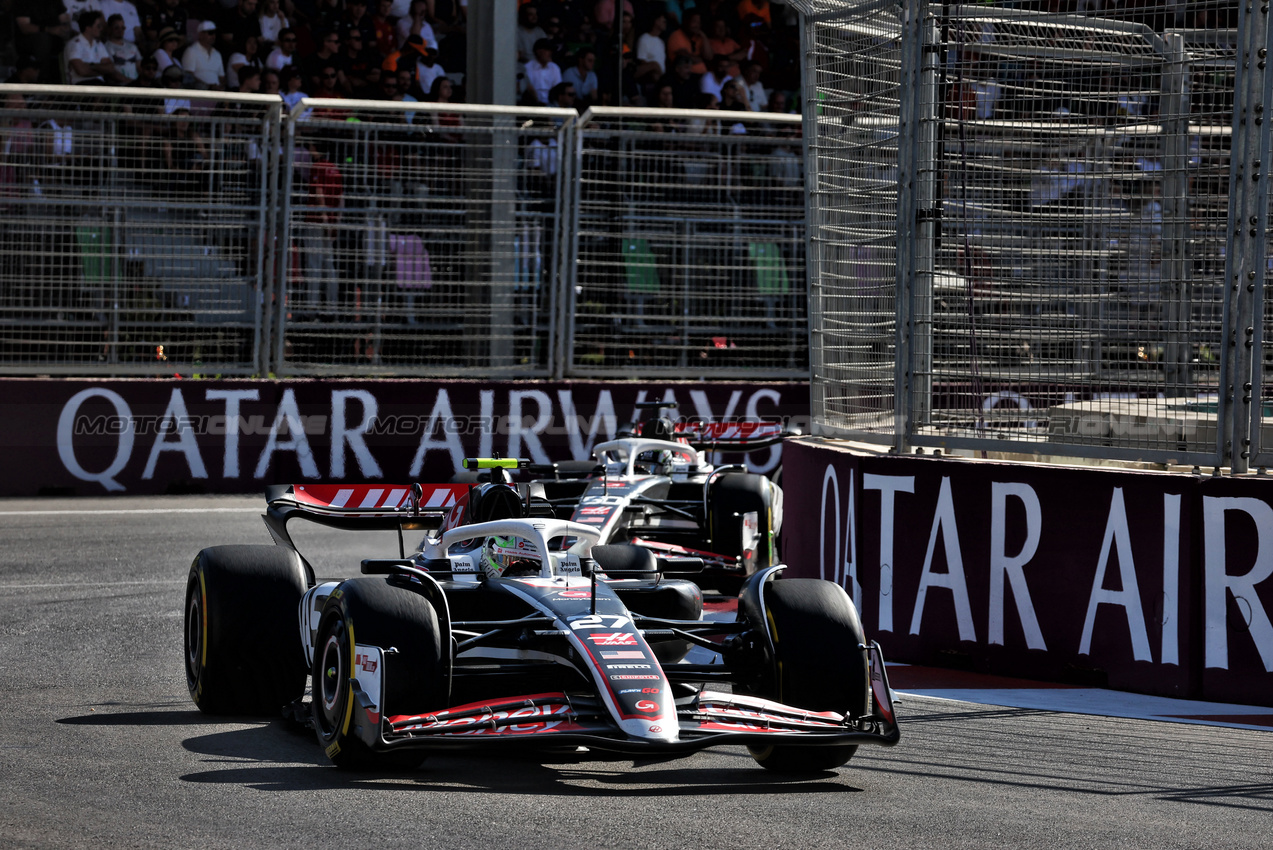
[707,473,773,594]
[185,545,309,716]
[747,579,868,773]
[312,577,444,771]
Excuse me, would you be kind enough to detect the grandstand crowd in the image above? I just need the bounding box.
[0,0,803,115]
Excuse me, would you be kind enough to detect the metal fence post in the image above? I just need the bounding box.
[1161,33,1192,397]
[1222,1,1272,472]
[275,104,297,374]
[895,0,928,452]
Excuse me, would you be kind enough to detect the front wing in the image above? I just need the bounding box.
[363,645,899,756]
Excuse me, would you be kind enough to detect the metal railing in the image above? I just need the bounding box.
[0,87,809,380]
[565,107,808,378]
[0,85,280,375]
[796,0,1273,470]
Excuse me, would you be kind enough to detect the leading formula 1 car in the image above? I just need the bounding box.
[486,402,795,594]
[183,476,899,773]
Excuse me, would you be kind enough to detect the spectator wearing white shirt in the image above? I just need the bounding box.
[266,27,297,70]
[522,38,561,105]
[395,0,437,50]
[98,0,141,42]
[635,13,667,84]
[182,20,226,88]
[740,61,767,111]
[65,0,101,32]
[152,27,183,73]
[258,0,288,48]
[66,10,125,84]
[699,54,732,100]
[104,13,140,79]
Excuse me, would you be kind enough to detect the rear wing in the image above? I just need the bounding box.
[674,421,798,451]
[263,483,470,568]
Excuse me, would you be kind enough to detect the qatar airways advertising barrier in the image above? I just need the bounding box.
[781,439,1273,707]
[0,379,806,497]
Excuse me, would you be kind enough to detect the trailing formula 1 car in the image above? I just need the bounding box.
[183,478,900,773]
[490,402,795,593]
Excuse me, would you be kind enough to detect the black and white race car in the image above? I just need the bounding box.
[183,480,899,773]
[482,403,796,593]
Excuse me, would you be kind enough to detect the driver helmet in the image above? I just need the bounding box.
[635,448,676,476]
[481,535,542,579]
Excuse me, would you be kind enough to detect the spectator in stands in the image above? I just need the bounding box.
[143,0,188,54]
[548,81,578,113]
[302,28,346,93]
[719,78,749,133]
[301,140,343,314]
[516,4,547,68]
[129,55,161,88]
[267,28,298,70]
[341,0,376,45]
[152,27,184,75]
[217,0,262,57]
[396,0,439,50]
[686,91,719,134]
[234,63,262,94]
[739,60,766,111]
[281,66,307,109]
[736,15,770,73]
[258,0,289,51]
[100,0,143,45]
[261,67,281,94]
[183,20,226,89]
[524,38,562,105]
[67,11,128,85]
[226,33,263,90]
[162,108,209,197]
[562,47,599,107]
[14,0,71,83]
[414,45,447,96]
[707,17,746,75]
[161,64,192,113]
[340,28,380,96]
[661,53,700,108]
[428,76,463,143]
[371,0,397,56]
[666,9,709,76]
[106,14,143,80]
[6,55,44,85]
[699,53,732,100]
[635,12,668,86]
[735,0,772,27]
[351,63,381,98]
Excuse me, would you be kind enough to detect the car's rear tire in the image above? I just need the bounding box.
[746,578,868,773]
[312,577,444,771]
[707,473,774,594]
[184,545,309,715]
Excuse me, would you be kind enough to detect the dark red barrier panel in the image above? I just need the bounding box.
[0,379,808,497]
[1197,475,1273,706]
[782,438,1208,701]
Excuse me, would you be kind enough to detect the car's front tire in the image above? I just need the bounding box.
[184,545,309,715]
[746,578,869,772]
[312,577,444,770]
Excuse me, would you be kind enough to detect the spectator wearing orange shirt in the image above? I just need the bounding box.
[735,0,771,26]
[666,9,710,76]
[707,17,745,77]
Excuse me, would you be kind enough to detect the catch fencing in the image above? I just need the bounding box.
[796,0,1273,470]
[0,85,280,375]
[0,86,808,380]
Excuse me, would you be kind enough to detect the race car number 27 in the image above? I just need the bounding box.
[568,614,631,631]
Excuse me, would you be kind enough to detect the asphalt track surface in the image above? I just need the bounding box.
[2,495,1272,849]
